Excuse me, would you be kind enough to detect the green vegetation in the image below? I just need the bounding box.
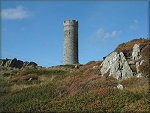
[0,65,149,112]
[18,68,67,76]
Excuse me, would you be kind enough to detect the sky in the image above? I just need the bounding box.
[1,0,149,67]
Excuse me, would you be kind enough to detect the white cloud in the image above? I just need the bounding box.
[89,28,121,44]
[95,28,121,40]
[129,19,139,31]
[1,6,31,20]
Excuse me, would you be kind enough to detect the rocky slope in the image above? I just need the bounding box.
[99,38,150,79]
[0,38,149,112]
[0,58,37,69]
[1,38,149,80]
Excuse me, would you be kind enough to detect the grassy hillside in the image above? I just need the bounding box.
[0,62,149,112]
[1,38,150,112]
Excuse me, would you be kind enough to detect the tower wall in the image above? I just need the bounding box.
[63,20,78,65]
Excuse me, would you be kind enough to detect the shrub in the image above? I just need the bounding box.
[0,83,56,112]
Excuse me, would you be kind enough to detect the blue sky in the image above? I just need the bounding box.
[1,0,149,67]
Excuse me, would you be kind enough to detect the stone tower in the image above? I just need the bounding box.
[63,20,78,65]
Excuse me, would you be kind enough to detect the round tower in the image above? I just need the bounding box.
[63,20,78,65]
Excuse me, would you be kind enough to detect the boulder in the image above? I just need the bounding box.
[75,65,79,69]
[140,60,144,65]
[128,61,135,65]
[132,44,141,60]
[117,84,123,90]
[0,59,6,66]
[130,64,137,72]
[136,61,140,73]
[100,52,133,80]
[93,66,98,69]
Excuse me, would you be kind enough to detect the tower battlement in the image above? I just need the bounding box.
[63,20,78,26]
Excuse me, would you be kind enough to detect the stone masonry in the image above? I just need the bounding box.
[63,20,78,64]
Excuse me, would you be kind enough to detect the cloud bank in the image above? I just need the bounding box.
[2,6,31,20]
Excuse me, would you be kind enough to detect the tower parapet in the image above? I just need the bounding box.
[63,20,78,26]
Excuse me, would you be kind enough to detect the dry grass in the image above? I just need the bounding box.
[115,38,150,58]
[1,38,150,112]
[120,77,149,94]
[10,75,54,92]
[115,38,150,52]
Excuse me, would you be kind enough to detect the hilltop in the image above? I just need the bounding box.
[0,38,149,112]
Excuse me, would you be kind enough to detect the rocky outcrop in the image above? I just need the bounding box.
[100,52,133,80]
[100,40,150,80]
[3,58,24,69]
[132,44,141,60]
[22,61,37,68]
[0,58,37,69]
[131,44,143,77]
